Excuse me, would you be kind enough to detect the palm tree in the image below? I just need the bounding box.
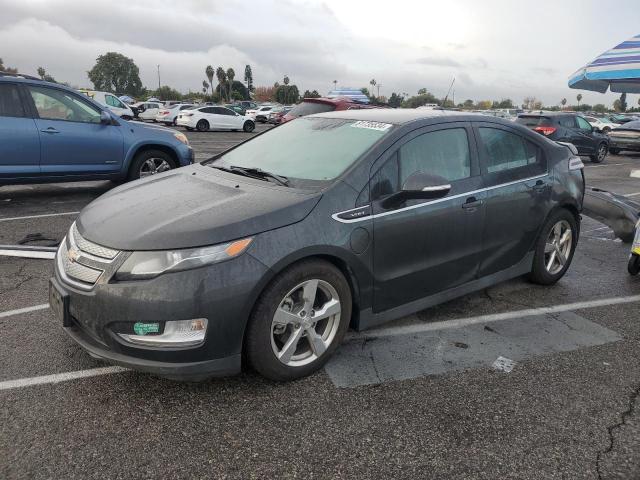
[370,79,376,98]
[205,65,214,96]
[561,98,567,109]
[37,67,46,79]
[202,80,209,97]
[226,68,235,102]
[216,67,227,103]
[283,75,290,103]
[333,79,338,90]
[577,94,582,107]
[244,65,253,98]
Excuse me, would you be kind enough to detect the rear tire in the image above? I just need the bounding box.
[245,259,351,381]
[185,127,194,131]
[128,150,176,181]
[196,120,209,132]
[243,120,255,133]
[590,143,607,163]
[628,255,640,275]
[528,209,578,285]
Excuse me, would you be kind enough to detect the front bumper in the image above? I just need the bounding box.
[609,137,640,151]
[53,250,269,380]
[176,116,197,128]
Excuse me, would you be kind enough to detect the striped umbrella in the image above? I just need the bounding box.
[569,34,640,93]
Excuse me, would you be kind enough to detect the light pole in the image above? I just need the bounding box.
[157,65,161,90]
[376,84,382,98]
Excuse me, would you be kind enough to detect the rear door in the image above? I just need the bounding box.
[0,83,40,177]
[371,123,485,312]
[26,85,124,175]
[474,122,550,277]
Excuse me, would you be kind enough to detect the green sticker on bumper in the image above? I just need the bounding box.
[133,322,160,336]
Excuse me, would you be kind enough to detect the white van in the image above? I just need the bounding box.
[78,90,135,119]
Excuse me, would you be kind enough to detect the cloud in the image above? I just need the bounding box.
[412,56,462,67]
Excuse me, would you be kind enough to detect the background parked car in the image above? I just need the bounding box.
[132,101,163,121]
[156,103,195,126]
[267,106,292,125]
[516,112,609,162]
[238,100,258,110]
[78,90,134,120]
[247,105,276,122]
[176,105,255,132]
[224,104,247,115]
[608,120,640,155]
[582,115,620,133]
[0,73,194,184]
[280,97,376,123]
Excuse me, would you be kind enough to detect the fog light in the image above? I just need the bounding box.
[118,319,208,348]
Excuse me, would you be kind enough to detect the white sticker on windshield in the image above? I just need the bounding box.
[351,121,392,131]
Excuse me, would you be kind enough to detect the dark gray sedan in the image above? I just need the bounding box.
[50,109,585,381]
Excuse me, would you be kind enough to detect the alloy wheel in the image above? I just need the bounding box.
[597,144,607,161]
[544,220,572,275]
[270,279,341,367]
[139,158,171,178]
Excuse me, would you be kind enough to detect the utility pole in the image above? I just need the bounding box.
[333,80,337,90]
[376,84,382,98]
[157,65,161,90]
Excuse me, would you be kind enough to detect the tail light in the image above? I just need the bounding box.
[533,126,557,136]
[568,156,584,171]
[159,110,169,115]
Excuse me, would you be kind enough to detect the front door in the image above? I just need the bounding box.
[474,122,551,277]
[0,83,40,177]
[570,116,597,155]
[26,85,124,175]
[372,123,485,313]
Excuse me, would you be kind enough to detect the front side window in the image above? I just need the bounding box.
[576,116,592,131]
[210,117,392,185]
[28,86,101,123]
[0,84,26,118]
[399,128,471,184]
[478,128,539,173]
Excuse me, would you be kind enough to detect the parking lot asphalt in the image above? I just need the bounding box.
[2,127,640,479]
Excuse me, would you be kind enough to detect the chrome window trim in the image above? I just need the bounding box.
[331,173,548,224]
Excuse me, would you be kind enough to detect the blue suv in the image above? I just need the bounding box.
[0,73,194,185]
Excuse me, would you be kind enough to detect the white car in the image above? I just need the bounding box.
[132,101,163,121]
[246,105,276,122]
[78,90,134,119]
[583,115,621,133]
[176,106,256,132]
[156,103,196,126]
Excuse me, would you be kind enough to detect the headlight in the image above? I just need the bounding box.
[115,238,252,280]
[173,132,189,145]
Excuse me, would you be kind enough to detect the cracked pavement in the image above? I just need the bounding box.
[2,133,640,479]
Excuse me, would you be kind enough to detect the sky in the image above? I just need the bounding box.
[1,0,640,107]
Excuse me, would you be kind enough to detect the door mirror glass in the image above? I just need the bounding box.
[100,110,112,124]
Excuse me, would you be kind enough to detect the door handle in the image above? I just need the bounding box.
[462,196,483,209]
[40,127,60,134]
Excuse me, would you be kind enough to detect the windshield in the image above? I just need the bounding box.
[288,102,336,117]
[208,117,392,187]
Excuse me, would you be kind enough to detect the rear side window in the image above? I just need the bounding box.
[558,117,576,128]
[0,84,26,118]
[478,128,540,173]
[516,116,551,127]
[399,128,471,184]
[288,102,335,117]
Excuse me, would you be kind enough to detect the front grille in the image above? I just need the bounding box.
[57,223,121,290]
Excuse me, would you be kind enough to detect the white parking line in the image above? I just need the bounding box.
[0,304,49,319]
[349,294,640,340]
[0,367,128,391]
[625,192,640,197]
[0,211,80,222]
[585,163,633,168]
[3,294,640,390]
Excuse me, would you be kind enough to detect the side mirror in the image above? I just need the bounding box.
[381,172,451,209]
[100,110,112,124]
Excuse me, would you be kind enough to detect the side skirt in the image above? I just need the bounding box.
[355,252,534,331]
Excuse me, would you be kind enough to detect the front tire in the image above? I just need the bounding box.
[243,120,255,133]
[628,255,640,275]
[128,150,176,181]
[528,209,578,285]
[590,143,607,163]
[610,147,621,155]
[246,260,352,381]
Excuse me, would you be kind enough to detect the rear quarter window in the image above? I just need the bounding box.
[0,84,26,118]
[288,102,336,117]
[478,127,544,175]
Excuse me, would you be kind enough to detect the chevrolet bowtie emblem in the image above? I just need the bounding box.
[67,248,80,263]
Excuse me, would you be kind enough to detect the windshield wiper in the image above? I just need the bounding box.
[212,165,289,187]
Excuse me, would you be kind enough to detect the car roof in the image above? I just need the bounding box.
[309,108,472,125]
[518,112,576,118]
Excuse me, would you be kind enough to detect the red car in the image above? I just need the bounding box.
[281,97,375,123]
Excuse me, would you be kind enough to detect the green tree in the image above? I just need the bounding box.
[244,65,253,97]
[369,79,376,97]
[593,103,607,113]
[202,80,209,94]
[403,91,439,108]
[215,80,248,101]
[0,58,18,73]
[149,85,182,101]
[476,100,492,110]
[226,68,235,102]
[462,99,474,109]
[303,89,320,98]
[274,84,299,104]
[561,98,567,109]
[620,93,628,112]
[205,65,214,95]
[36,66,56,83]
[576,93,582,107]
[496,98,514,109]
[360,87,371,97]
[417,88,428,95]
[87,52,143,96]
[388,92,403,108]
[216,67,227,103]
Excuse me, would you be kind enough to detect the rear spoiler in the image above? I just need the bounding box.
[582,187,640,243]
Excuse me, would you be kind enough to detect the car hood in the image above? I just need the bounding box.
[77,165,322,251]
